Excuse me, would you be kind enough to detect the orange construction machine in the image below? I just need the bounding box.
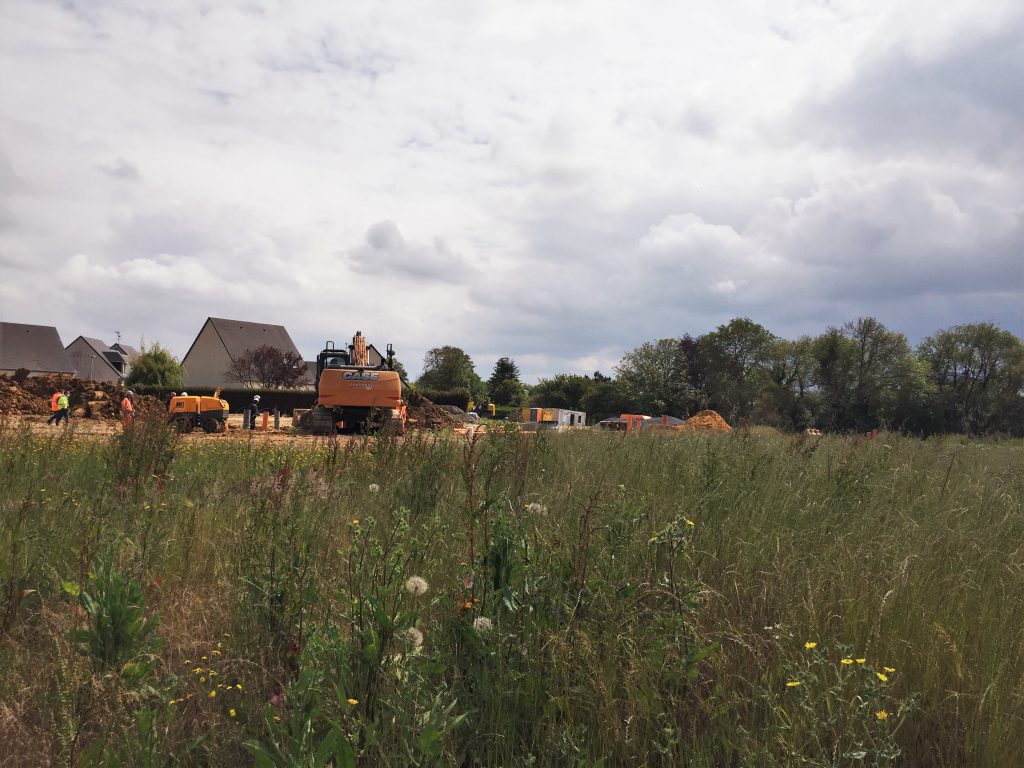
[296,332,407,435]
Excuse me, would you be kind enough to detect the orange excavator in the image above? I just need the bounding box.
[296,332,407,435]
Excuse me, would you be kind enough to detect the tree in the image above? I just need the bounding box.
[614,339,691,416]
[697,318,776,423]
[918,323,1024,434]
[416,346,484,399]
[810,318,920,432]
[124,343,185,389]
[530,374,594,410]
[487,357,525,406]
[226,345,308,389]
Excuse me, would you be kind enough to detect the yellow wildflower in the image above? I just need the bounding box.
[212,650,222,656]
[352,518,360,525]
[876,710,888,720]
[876,672,888,682]
[856,658,866,664]
[229,708,236,718]
[208,690,217,698]
[686,519,695,526]
[884,666,896,673]
[804,642,817,650]
[199,676,206,683]
[236,683,244,691]
[347,698,358,705]
[840,658,854,665]
[785,681,801,687]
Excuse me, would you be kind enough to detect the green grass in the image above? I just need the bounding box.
[1,419,1021,766]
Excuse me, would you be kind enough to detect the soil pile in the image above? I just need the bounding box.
[674,409,731,433]
[0,374,165,420]
[406,392,461,430]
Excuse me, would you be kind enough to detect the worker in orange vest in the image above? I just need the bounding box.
[47,388,70,426]
[46,388,62,425]
[120,390,136,425]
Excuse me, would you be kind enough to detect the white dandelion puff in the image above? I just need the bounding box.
[525,502,548,515]
[402,627,424,647]
[368,483,380,493]
[473,616,493,633]
[405,576,429,596]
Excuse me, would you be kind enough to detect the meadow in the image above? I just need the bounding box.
[1,419,1022,767]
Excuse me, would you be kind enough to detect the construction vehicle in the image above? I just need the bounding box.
[296,332,407,435]
[168,389,230,433]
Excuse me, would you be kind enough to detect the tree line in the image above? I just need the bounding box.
[416,318,1024,436]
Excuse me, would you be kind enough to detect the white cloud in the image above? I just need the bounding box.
[0,0,1020,382]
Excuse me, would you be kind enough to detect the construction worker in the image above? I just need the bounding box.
[54,389,70,427]
[247,394,262,430]
[46,388,62,425]
[120,390,136,425]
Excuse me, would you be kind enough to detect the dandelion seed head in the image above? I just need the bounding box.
[368,483,380,493]
[402,627,424,647]
[405,576,429,596]
[525,502,547,515]
[473,616,493,633]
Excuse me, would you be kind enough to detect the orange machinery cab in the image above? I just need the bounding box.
[168,394,229,433]
[619,414,650,432]
[315,341,406,434]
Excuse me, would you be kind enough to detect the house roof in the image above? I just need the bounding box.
[66,336,122,377]
[111,342,138,360]
[0,322,74,373]
[183,317,303,363]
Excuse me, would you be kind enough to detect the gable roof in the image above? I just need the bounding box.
[0,323,74,373]
[183,317,303,363]
[66,336,122,377]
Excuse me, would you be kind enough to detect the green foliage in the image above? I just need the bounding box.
[67,553,160,673]
[414,385,472,408]
[487,356,525,406]
[918,322,1024,435]
[416,346,484,399]
[616,338,692,416]
[2,423,1024,765]
[124,343,185,389]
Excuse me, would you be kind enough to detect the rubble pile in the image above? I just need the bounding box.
[406,392,461,430]
[0,375,165,420]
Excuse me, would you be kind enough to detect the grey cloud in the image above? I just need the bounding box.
[111,211,211,258]
[348,220,472,282]
[98,158,140,181]
[802,16,1024,164]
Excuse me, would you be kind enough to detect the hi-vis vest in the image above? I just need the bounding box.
[50,392,61,411]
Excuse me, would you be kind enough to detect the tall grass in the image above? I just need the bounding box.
[0,418,1021,766]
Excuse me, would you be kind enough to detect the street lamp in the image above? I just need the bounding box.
[90,354,96,380]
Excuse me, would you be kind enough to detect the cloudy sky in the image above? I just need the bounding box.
[1,0,1021,382]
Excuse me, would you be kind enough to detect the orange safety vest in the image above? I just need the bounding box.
[50,392,61,411]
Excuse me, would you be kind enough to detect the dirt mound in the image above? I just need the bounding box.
[0,374,166,420]
[674,409,731,433]
[406,392,460,430]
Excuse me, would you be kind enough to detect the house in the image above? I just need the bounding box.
[65,336,134,383]
[0,322,75,377]
[181,317,306,388]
